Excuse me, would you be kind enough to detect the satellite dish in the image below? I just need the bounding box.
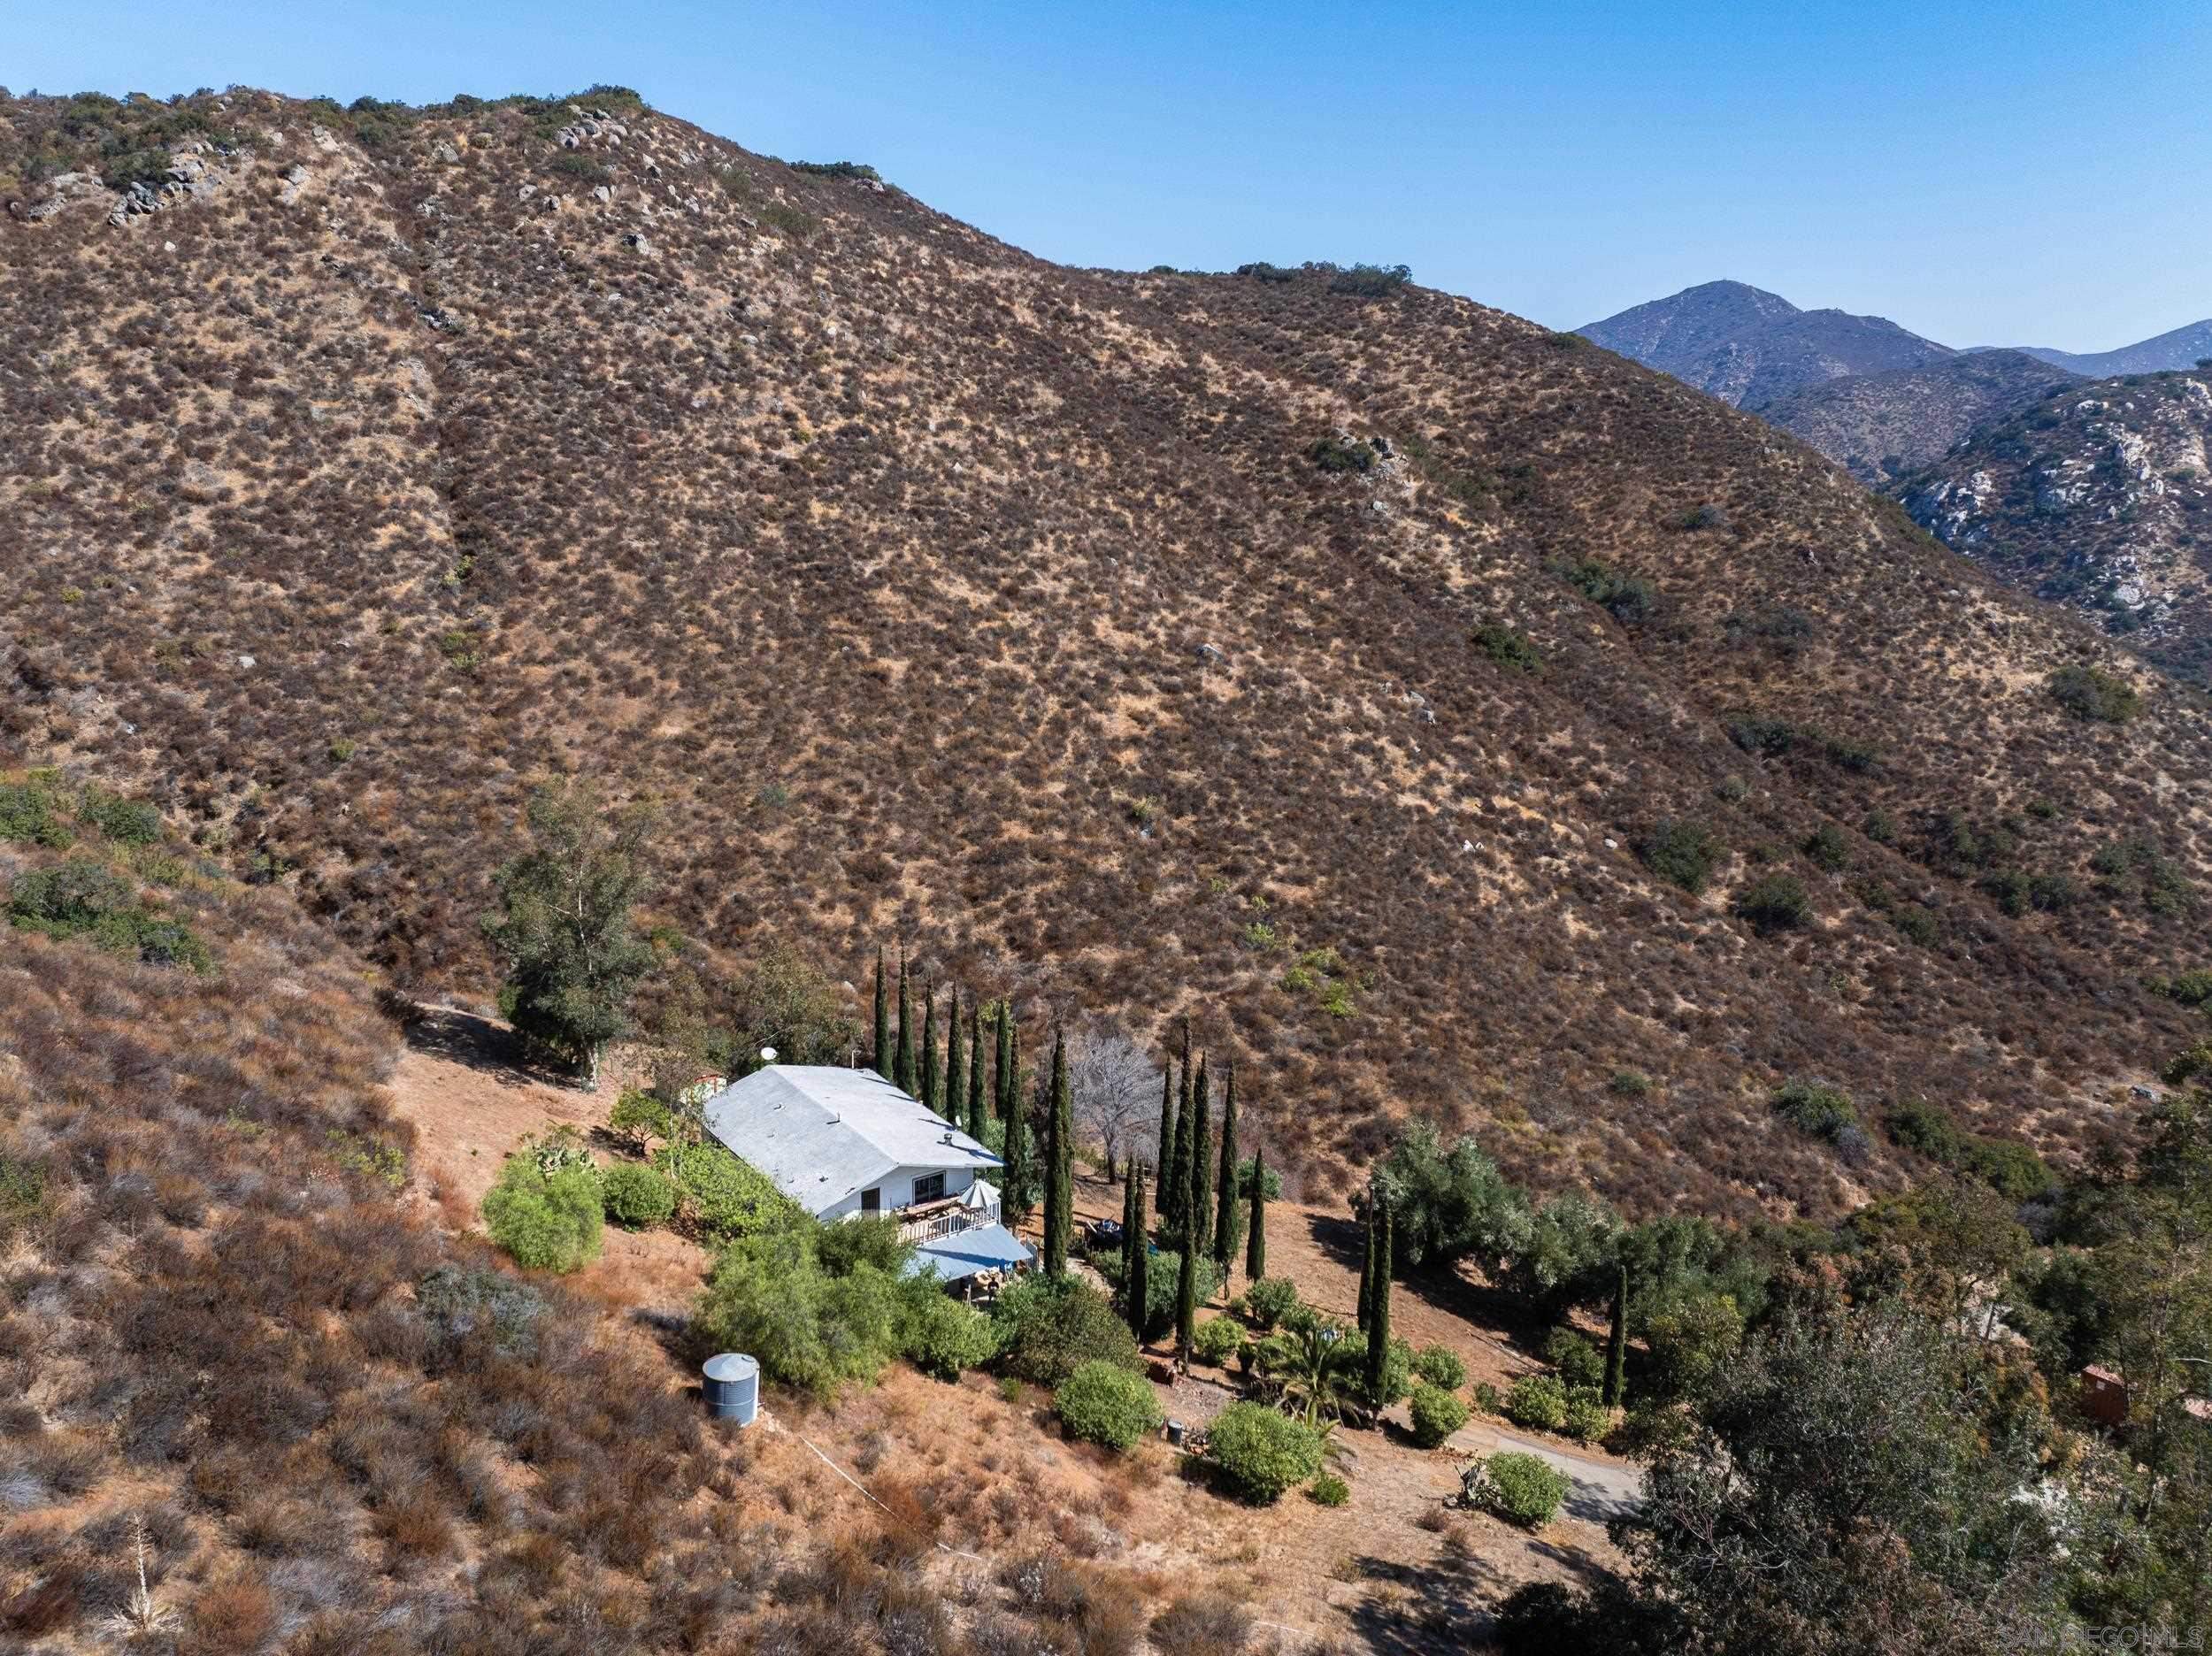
[760,1046,779,1064]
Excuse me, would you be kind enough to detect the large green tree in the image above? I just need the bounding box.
[1127,1162,1151,1342]
[1363,1197,1394,1407]
[942,988,964,1126]
[894,954,917,1095]
[964,1004,988,1140]
[1187,1055,1212,1261]
[481,779,659,1090]
[918,985,941,1114]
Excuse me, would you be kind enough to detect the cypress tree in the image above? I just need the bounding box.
[1212,1065,1240,1275]
[1042,1029,1072,1277]
[1356,1194,1377,1333]
[1127,1165,1150,1342]
[995,1002,1017,1123]
[1119,1154,1139,1284]
[1155,1060,1177,1216]
[1363,1197,1394,1407]
[872,947,890,1080]
[918,986,940,1114]
[943,988,964,1128]
[964,1005,988,1140]
[1173,1209,1198,1363]
[1009,1012,1031,1220]
[1187,1057,1211,1262]
[894,954,917,1096]
[1603,1263,1629,1408]
[1245,1143,1267,1282]
[1164,1056,1190,1230]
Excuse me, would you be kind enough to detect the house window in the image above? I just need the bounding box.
[912,1172,946,1204]
[860,1187,881,1214]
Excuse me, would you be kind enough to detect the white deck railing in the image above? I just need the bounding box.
[897,1200,1000,1244]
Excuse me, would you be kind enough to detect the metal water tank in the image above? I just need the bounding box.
[703,1353,759,1426]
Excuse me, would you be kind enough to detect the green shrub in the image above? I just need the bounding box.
[1609,1070,1652,1097]
[1307,1471,1351,1506]
[609,1087,672,1151]
[0,778,73,847]
[1545,1330,1604,1392]
[1327,262,1412,296]
[1412,1345,1467,1390]
[1473,623,1541,672]
[1207,1402,1325,1502]
[1473,1380,1502,1414]
[1892,907,1939,947]
[1054,1360,1164,1450]
[993,1276,1141,1386]
[695,1223,895,1396]
[1637,819,1720,893]
[1466,1452,1570,1528]
[1245,1276,1301,1330]
[1885,1097,1966,1162]
[601,1162,677,1229]
[482,1155,604,1273]
[1964,1138,2056,1201]
[78,791,162,844]
[1556,557,1656,624]
[2145,969,2212,1008]
[1505,1373,1569,1432]
[1563,1397,1610,1442]
[789,158,880,180]
[7,857,210,970]
[653,1140,801,1240]
[1408,1384,1471,1447]
[1734,871,1812,931]
[1802,823,1850,872]
[1773,1080,1858,1144]
[0,1154,50,1241]
[2047,664,2140,724]
[1193,1316,1245,1368]
[898,1292,997,1381]
[760,200,817,241]
[1309,436,1377,473]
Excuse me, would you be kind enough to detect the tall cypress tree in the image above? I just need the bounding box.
[1212,1065,1240,1275]
[1603,1263,1629,1408]
[1245,1143,1267,1282]
[1127,1164,1150,1342]
[1187,1057,1212,1262]
[1119,1154,1139,1284]
[918,986,941,1114]
[1154,1062,1174,1214]
[943,988,964,1127]
[1173,1210,1198,1363]
[1042,1029,1072,1276]
[999,1013,1031,1220]
[995,1002,1018,1123]
[894,954,917,1096]
[1164,1056,1190,1230]
[1363,1197,1394,1408]
[872,947,890,1080]
[965,1005,988,1140]
[1356,1194,1378,1333]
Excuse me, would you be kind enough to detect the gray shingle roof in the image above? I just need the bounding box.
[699,1065,1002,1213]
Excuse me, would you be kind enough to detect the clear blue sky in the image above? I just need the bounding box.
[12,0,2209,346]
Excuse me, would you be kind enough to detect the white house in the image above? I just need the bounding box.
[698,1065,1033,1284]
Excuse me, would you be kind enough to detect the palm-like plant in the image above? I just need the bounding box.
[1253,1315,1363,1428]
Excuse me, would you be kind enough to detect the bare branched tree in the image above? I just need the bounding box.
[1067,1022,1161,1175]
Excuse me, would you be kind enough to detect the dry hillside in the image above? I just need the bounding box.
[4,88,2210,1218]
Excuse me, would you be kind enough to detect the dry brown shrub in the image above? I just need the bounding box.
[183,1570,279,1654]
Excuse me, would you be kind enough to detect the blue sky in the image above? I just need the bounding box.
[12,0,2209,346]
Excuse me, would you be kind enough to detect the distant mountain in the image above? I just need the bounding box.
[1762,350,2085,487]
[1979,318,2212,379]
[1897,369,2212,683]
[1578,280,1955,410]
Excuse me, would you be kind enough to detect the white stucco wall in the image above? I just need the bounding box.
[817,1162,977,1223]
